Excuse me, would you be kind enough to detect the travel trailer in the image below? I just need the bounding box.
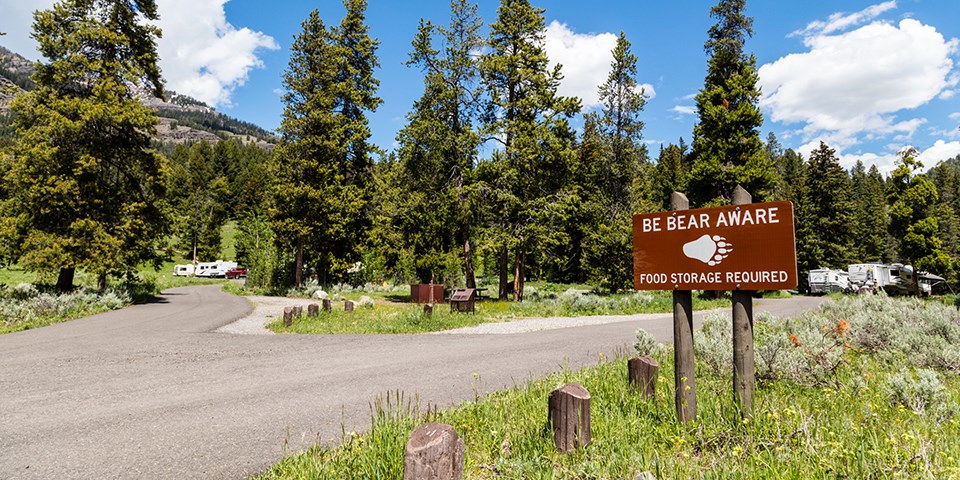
[807,268,850,294]
[173,264,195,277]
[848,262,939,296]
[195,260,238,278]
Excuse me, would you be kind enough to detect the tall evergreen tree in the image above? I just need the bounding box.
[273,1,381,288]
[581,32,649,292]
[688,0,775,206]
[481,0,580,301]
[653,139,689,210]
[850,160,889,262]
[4,0,167,291]
[795,142,855,282]
[168,142,228,261]
[394,0,484,286]
[888,147,950,275]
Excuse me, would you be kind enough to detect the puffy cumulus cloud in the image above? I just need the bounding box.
[154,0,278,107]
[791,1,896,39]
[543,21,619,108]
[760,18,957,150]
[671,105,696,115]
[838,151,900,174]
[0,0,277,107]
[918,140,960,164]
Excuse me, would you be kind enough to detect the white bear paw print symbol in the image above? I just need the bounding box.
[682,234,733,266]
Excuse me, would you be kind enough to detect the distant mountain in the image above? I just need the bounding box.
[0,45,276,149]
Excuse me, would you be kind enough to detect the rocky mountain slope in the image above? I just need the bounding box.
[0,45,275,148]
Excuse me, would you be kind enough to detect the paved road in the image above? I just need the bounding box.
[0,286,828,479]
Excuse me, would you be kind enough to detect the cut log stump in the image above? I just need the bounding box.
[322,299,332,313]
[628,356,659,398]
[308,303,319,317]
[549,383,591,452]
[283,306,293,327]
[402,422,465,480]
[293,305,303,319]
[344,300,355,312]
[424,304,433,316]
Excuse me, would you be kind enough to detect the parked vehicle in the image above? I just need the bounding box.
[848,262,938,296]
[225,267,247,279]
[808,268,849,294]
[173,264,195,277]
[195,260,238,278]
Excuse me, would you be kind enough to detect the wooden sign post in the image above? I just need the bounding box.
[633,188,797,421]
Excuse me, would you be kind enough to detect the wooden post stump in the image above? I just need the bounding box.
[322,299,332,312]
[671,192,697,423]
[732,185,756,418]
[283,306,293,327]
[628,356,659,398]
[402,422,465,480]
[424,304,433,316]
[549,383,591,452]
[344,300,355,312]
[308,303,319,317]
[293,305,303,319]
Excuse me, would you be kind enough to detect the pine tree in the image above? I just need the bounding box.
[481,0,581,301]
[688,0,775,206]
[273,1,381,288]
[889,147,950,274]
[4,0,167,291]
[653,139,689,210]
[395,0,484,286]
[795,142,855,281]
[850,160,889,262]
[167,142,229,261]
[581,32,649,292]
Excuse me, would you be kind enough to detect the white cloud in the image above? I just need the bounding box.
[760,18,957,152]
[940,90,957,100]
[839,151,900,174]
[671,105,696,115]
[791,1,897,40]
[543,21,618,108]
[0,0,277,108]
[918,140,960,164]
[155,0,278,107]
[950,112,960,121]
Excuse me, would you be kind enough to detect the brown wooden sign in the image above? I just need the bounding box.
[633,201,797,291]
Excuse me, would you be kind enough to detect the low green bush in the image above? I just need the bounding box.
[0,283,133,334]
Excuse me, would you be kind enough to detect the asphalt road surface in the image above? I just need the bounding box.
[0,286,828,479]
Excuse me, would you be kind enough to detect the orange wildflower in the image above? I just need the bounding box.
[789,334,800,347]
[834,319,851,338]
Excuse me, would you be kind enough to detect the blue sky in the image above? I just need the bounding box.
[2,1,958,172]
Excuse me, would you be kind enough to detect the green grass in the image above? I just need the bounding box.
[259,348,960,479]
[266,291,730,335]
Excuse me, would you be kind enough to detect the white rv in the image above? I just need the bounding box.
[808,268,850,294]
[195,260,237,278]
[173,264,195,277]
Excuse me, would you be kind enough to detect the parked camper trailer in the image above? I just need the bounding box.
[848,263,937,296]
[195,260,237,278]
[173,264,195,277]
[808,269,850,294]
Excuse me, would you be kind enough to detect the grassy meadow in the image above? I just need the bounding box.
[259,294,960,479]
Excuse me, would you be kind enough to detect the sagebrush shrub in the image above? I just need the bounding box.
[634,328,661,357]
[886,368,947,415]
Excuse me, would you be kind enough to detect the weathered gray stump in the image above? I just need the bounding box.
[344,300,355,312]
[322,299,332,312]
[402,423,465,480]
[671,192,697,423]
[283,306,293,327]
[628,356,659,398]
[549,383,591,452]
[292,305,303,319]
[732,185,756,418]
[423,303,433,316]
[308,303,319,317]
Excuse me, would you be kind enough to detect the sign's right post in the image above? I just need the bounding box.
[731,185,755,418]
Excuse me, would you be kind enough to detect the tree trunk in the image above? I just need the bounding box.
[463,236,476,289]
[498,244,508,300]
[56,267,75,293]
[513,246,525,302]
[295,236,304,289]
[97,274,107,291]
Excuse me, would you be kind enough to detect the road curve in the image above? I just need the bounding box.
[0,286,828,479]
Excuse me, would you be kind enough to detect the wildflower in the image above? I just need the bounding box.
[834,319,851,337]
[789,334,801,347]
